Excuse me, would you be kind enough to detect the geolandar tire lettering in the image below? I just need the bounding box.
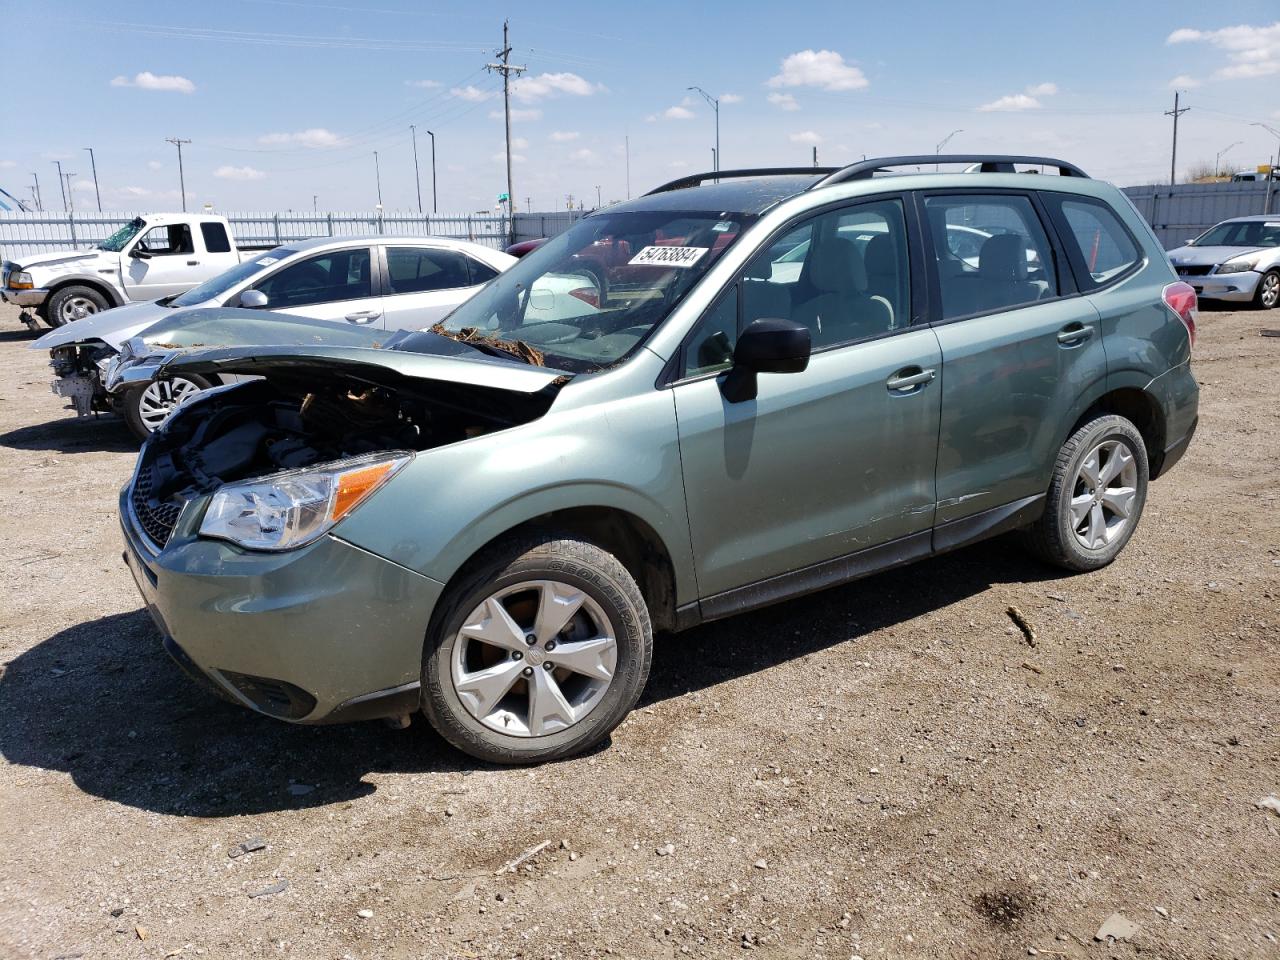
[1023,414,1149,572]
[420,534,652,765]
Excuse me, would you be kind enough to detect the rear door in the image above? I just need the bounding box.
[249,246,382,327]
[922,191,1108,526]
[379,245,494,330]
[672,196,942,602]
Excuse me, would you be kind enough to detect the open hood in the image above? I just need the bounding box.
[33,297,175,351]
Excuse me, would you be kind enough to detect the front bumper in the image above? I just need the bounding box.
[1177,270,1261,302]
[119,487,445,723]
[1,286,49,307]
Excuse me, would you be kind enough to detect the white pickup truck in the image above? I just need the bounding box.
[1,213,270,328]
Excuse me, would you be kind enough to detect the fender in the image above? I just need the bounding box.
[46,274,125,308]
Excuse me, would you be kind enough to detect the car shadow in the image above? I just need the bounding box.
[0,327,41,343]
[0,539,1066,817]
[0,414,137,454]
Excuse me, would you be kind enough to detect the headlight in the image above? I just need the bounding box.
[198,451,412,551]
[8,270,33,289]
[1216,256,1261,274]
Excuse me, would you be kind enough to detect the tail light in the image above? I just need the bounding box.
[568,286,600,308]
[1162,281,1197,350]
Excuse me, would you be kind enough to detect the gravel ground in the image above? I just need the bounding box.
[0,301,1277,960]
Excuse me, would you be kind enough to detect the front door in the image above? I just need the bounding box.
[922,192,1109,524]
[251,246,382,327]
[672,197,942,601]
[123,223,203,300]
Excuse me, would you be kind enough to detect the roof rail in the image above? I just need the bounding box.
[645,167,841,196]
[812,155,1089,188]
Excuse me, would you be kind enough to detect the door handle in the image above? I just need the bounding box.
[1056,323,1094,345]
[886,367,936,392]
[186,260,199,266]
[345,311,380,324]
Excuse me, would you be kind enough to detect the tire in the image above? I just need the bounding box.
[1022,414,1149,572]
[121,373,216,441]
[421,534,652,765]
[46,285,110,328]
[1254,269,1279,310]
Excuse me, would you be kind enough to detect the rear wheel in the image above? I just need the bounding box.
[1023,414,1149,572]
[121,374,215,441]
[46,285,109,327]
[421,534,652,765]
[1255,269,1279,309]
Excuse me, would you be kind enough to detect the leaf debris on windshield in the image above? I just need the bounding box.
[429,323,545,367]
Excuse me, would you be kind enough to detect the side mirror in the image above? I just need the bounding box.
[238,289,269,309]
[129,248,151,260]
[720,317,811,403]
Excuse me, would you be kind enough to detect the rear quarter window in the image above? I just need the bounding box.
[1043,195,1141,290]
[200,222,232,254]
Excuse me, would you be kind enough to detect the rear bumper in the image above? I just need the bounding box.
[1153,416,1196,479]
[119,488,444,723]
[1,287,48,307]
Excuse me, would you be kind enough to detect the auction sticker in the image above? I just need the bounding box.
[256,257,279,266]
[628,245,708,268]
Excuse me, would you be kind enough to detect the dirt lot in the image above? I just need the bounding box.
[0,301,1276,960]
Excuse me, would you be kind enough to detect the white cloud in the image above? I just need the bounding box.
[42,152,71,161]
[767,92,800,111]
[147,160,164,170]
[664,105,695,120]
[214,165,266,181]
[720,93,743,104]
[768,50,868,91]
[569,148,600,164]
[667,160,688,169]
[72,179,96,192]
[977,81,1059,112]
[512,72,600,103]
[550,130,580,142]
[489,108,542,122]
[512,137,529,150]
[789,130,823,145]
[491,151,526,164]
[119,185,152,197]
[405,79,441,89]
[451,84,495,102]
[0,160,15,169]
[1168,22,1280,78]
[110,71,195,94]
[258,128,346,148]
[1169,74,1201,89]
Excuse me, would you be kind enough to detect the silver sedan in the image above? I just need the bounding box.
[1167,216,1280,308]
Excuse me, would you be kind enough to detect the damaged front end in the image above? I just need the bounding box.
[49,340,118,417]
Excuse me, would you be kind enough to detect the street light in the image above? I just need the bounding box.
[935,129,962,171]
[1214,140,1243,179]
[426,129,437,214]
[1251,122,1280,213]
[688,86,720,179]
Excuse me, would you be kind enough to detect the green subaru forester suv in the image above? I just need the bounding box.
[121,156,1199,764]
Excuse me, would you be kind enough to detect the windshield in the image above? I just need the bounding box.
[170,248,297,307]
[98,218,146,252]
[422,210,750,372]
[1192,220,1280,248]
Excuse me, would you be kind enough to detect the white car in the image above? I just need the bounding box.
[34,235,515,437]
[1166,216,1280,308]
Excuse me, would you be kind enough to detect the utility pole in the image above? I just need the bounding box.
[84,147,102,212]
[373,151,383,207]
[595,185,602,208]
[812,146,818,167]
[1165,92,1190,186]
[62,172,76,213]
[1252,122,1280,214]
[487,19,526,242]
[30,172,42,211]
[54,160,67,211]
[688,86,720,179]
[624,134,630,199]
[165,137,191,211]
[526,197,531,213]
[426,129,437,213]
[410,124,423,214]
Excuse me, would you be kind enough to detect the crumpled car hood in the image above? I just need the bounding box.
[33,297,177,351]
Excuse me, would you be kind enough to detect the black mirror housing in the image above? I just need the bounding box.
[720,317,811,402]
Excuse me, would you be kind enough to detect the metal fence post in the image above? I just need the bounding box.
[68,213,77,247]
[326,212,333,236]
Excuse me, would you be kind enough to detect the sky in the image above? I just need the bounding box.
[1,1,1278,214]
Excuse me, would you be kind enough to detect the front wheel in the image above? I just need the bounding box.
[1023,414,1149,572]
[1255,269,1279,310]
[421,535,652,765]
[46,285,109,327]
[121,374,215,441]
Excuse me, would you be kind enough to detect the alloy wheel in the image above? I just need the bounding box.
[1261,272,1279,308]
[136,377,205,432]
[1069,438,1139,551]
[450,580,618,738]
[60,295,100,323]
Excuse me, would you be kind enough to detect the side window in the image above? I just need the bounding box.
[255,248,372,308]
[924,194,1057,320]
[681,286,738,378]
[137,224,194,256]
[737,197,909,349]
[1047,196,1141,288]
[467,258,499,285]
[385,247,471,294]
[200,222,232,254]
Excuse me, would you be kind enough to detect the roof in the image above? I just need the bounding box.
[604,175,829,216]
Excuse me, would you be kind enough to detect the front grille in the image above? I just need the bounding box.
[1176,264,1214,277]
[130,465,183,547]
